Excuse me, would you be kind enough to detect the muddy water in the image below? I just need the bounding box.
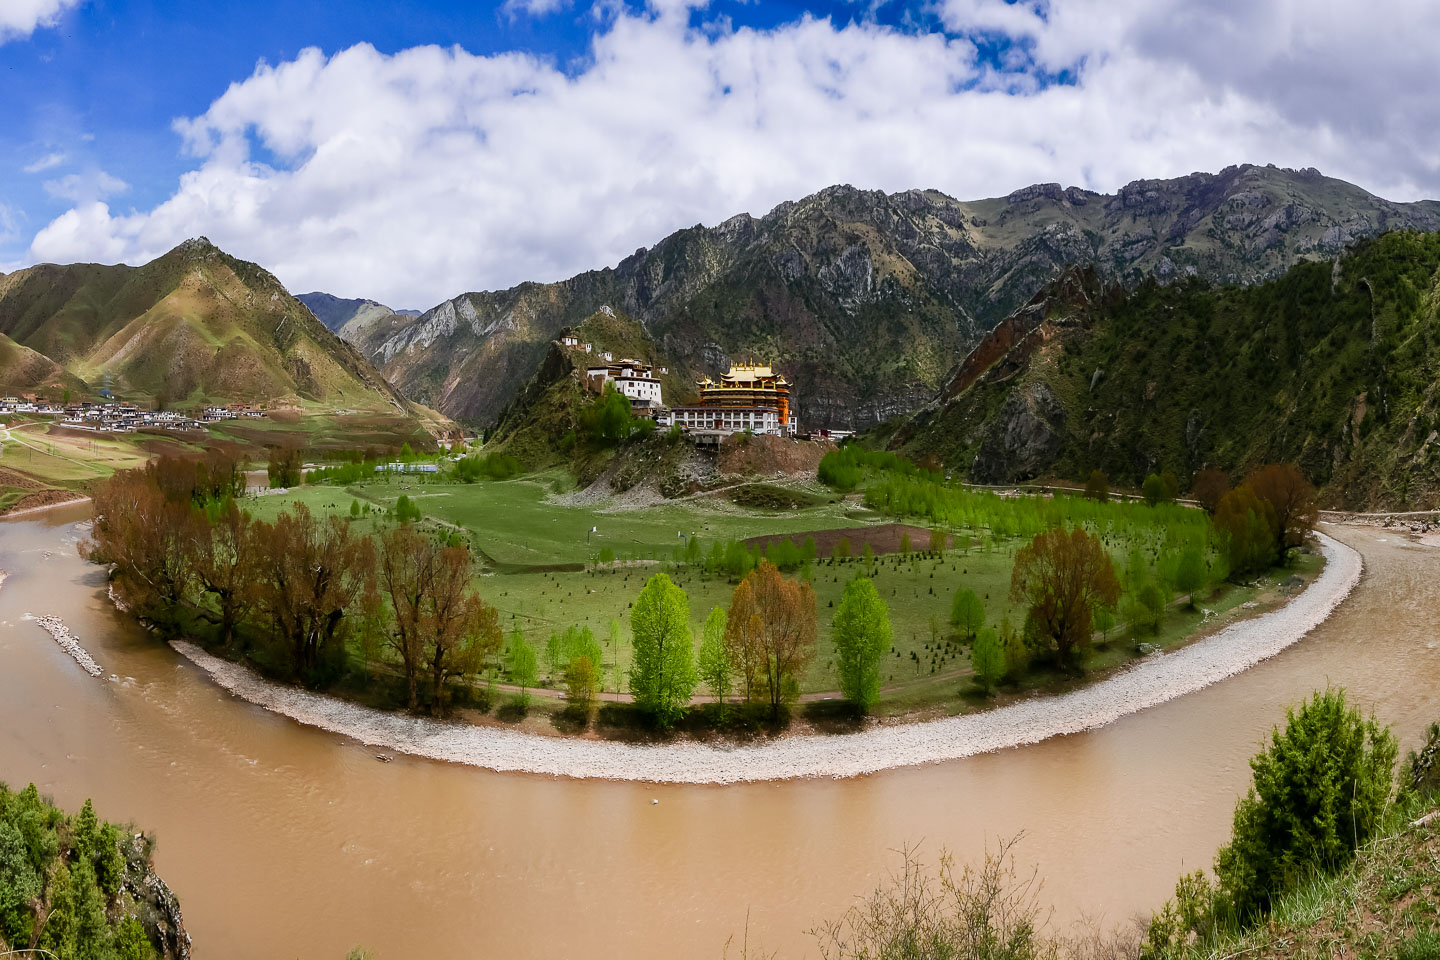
[1,507,1436,960]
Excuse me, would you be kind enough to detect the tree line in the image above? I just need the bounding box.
[87,455,500,714]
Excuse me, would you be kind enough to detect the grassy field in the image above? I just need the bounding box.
[248,468,1320,717]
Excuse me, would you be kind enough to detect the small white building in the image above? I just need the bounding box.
[585,358,663,408]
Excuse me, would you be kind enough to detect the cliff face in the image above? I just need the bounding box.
[895,230,1440,510]
[367,164,1440,428]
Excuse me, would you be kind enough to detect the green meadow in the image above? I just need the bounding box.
[248,466,1313,717]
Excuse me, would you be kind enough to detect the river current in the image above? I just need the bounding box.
[1,504,1435,959]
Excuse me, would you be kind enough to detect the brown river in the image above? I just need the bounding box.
[1,504,1437,959]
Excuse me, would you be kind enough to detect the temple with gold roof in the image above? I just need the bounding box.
[669,363,797,437]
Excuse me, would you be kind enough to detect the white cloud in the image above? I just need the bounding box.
[500,0,571,18]
[41,169,128,203]
[0,0,81,43]
[23,2,1440,309]
[22,151,65,173]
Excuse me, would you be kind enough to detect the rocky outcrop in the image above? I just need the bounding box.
[969,383,1067,483]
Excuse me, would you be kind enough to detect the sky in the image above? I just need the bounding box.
[1,0,1437,311]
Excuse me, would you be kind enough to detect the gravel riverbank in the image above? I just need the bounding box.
[170,532,1361,784]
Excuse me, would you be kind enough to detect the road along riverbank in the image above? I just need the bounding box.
[170,531,1362,784]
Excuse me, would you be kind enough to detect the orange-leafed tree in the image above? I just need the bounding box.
[422,539,501,715]
[1191,468,1231,514]
[188,499,258,650]
[1244,463,1318,560]
[1009,526,1120,673]
[250,502,375,683]
[377,523,432,710]
[724,560,817,721]
[88,469,197,628]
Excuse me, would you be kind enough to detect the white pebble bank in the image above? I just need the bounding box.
[171,532,1361,784]
[25,614,104,678]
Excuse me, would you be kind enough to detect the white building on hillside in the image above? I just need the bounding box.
[585,358,663,408]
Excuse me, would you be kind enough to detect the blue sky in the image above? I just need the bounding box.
[2,0,1436,308]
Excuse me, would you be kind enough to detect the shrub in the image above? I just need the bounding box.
[1403,721,1440,797]
[1214,688,1397,921]
[1084,469,1109,502]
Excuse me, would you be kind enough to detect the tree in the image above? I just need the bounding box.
[1093,605,1116,641]
[420,540,500,714]
[250,503,375,682]
[1244,463,1318,561]
[1215,688,1397,921]
[1191,468,1230,513]
[970,627,1004,695]
[1083,469,1109,503]
[724,561,817,721]
[1010,526,1121,673]
[1142,473,1169,507]
[564,655,600,713]
[267,446,302,488]
[1000,616,1028,683]
[377,524,430,709]
[86,468,196,629]
[629,573,697,728]
[507,629,538,709]
[1136,581,1166,633]
[1159,470,1180,502]
[188,499,257,649]
[929,528,947,554]
[834,537,852,560]
[1214,485,1279,579]
[395,494,421,524]
[949,587,985,640]
[1174,545,1206,608]
[696,606,732,712]
[607,619,623,694]
[898,532,911,556]
[831,578,892,712]
[350,499,361,518]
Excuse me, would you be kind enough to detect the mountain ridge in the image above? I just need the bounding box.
[360,163,1440,428]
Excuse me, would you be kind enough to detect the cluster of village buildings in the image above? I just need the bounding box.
[561,332,842,440]
[0,397,265,433]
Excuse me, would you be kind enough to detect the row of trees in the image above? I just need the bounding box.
[88,458,500,714]
[615,561,902,726]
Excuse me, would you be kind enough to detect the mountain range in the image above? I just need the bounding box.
[344,163,1440,429]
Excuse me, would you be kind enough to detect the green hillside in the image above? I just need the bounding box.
[0,238,411,410]
[895,230,1440,509]
[0,331,88,397]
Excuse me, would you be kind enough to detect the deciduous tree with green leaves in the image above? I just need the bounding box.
[507,628,538,711]
[970,626,1004,695]
[629,573,698,728]
[697,606,732,715]
[832,577,892,712]
[950,587,985,640]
